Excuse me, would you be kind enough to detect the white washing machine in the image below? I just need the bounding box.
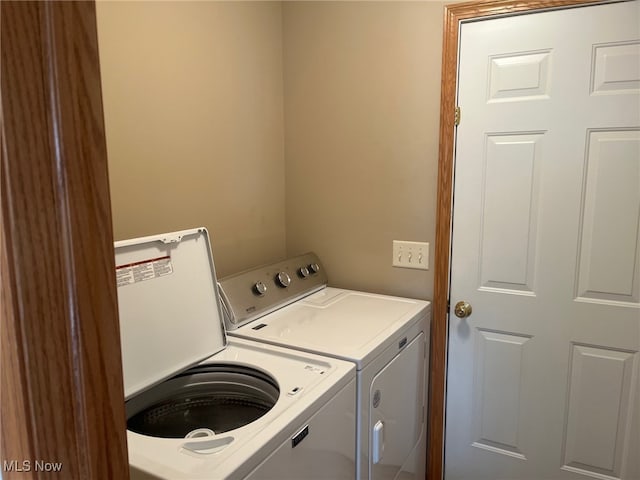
[115,229,357,480]
[218,253,431,480]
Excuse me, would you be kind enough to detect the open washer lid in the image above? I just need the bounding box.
[115,227,226,399]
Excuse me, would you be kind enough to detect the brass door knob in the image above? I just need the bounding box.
[454,301,472,319]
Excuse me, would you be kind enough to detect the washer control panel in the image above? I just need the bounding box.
[218,252,327,330]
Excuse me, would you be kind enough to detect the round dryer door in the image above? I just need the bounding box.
[125,364,279,439]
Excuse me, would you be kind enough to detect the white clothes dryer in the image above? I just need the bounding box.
[218,253,431,480]
[115,230,357,480]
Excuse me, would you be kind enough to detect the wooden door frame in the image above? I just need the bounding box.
[1,1,129,478]
[428,1,608,478]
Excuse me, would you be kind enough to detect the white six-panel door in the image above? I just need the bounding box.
[445,2,640,479]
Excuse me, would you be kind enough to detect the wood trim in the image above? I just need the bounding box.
[428,1,605,479]
[1,2,129,478]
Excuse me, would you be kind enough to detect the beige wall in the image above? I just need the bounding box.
[98,1,446,299]
[96,1,286,277]
[283,2,445,300]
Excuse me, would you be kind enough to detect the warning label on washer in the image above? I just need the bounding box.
[116,256,173,287]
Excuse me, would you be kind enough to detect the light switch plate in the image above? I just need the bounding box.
[392,240,429,270]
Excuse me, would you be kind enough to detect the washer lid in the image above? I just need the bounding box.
[115,227,226,399]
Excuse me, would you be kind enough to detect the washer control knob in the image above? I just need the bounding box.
[298,266,310,278]
[276,272,291,288]
[253,281,268,296]
[308,263,320,274]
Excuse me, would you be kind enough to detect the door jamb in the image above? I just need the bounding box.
[428,1,606,479]
[1,2,129,478]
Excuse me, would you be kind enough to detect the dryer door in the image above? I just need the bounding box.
[369,333,425,480]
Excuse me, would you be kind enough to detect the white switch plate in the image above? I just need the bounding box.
[392,240,429,270]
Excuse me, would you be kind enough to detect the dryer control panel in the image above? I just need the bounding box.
[218,252,328,330]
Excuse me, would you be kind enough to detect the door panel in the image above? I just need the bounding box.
[576,129,640,305]
[479,133,543,294]
[471,330,532,459]
[445,2,640,479]
[563,345,636,478]
[487,50,552,102]
[591,41,640,95]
